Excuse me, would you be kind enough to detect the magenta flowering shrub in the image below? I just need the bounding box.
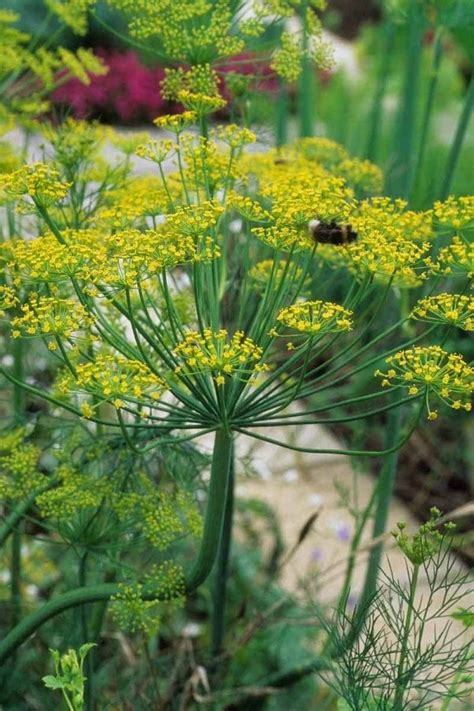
[52,49,168,124]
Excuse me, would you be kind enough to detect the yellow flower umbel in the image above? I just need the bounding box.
[375,346,473,420]
[411,294,474,331]
[337,158,384,194]
[174,329,269,386]
[11,294,94,345]
[177,91,227,117]
[0,285,18,315]
[276,300,353,338]
[433,196,474,231]
[1,163,71,206]
[135,139,176,164]
[57,354,166,415]
[153,112,198,135]
[436,236,474,278]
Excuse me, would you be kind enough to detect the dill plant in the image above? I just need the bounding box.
[0,111,472,663]
[0,1,472,706]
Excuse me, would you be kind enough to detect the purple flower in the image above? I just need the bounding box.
[310,548,324,563]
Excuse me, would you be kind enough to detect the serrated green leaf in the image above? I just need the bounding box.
[42,675,66,690]
[78,642,97,660]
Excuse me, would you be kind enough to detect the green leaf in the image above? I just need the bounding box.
[78,642,97,660]
[42,675,66,690]
[451,608,474,628]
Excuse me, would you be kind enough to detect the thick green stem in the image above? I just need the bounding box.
[10,338,25,645]
[440,74,474,200]
[78,553,93,711]
[393,564,420,710]
[0,429,233,663]
[410,29,444,205]
[387,4,425,197]
[366,22,396,162]
[211,451,234,659]
[186,428,233,590]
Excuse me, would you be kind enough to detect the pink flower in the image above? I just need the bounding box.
[52,48,169,124]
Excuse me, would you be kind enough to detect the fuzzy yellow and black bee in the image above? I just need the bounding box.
[308,219,358,246]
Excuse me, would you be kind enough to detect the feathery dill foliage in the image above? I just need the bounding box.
[324,511,472,710]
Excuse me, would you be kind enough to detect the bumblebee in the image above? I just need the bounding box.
[308,219,358,246]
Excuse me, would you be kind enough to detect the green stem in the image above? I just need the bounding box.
[186,428,233,590]
[336,487,377,617]
[393,564,420,710]
[211,450,234,659]
[0,429,233,663]
[440,74,474,200]
[10,338,25,645]
[78,553,93,711]
[366,22,396,162]
[0,486,50,548]
[275,78,289,147]
[298,2,314,138]
[410,29,444,206]
[10,522,22,630]
[387,3,425,197]
[340,404,402,652]
[199,114,209,140]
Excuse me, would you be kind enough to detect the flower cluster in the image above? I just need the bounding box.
[276,300,353,337]
[1,8,105,124]
[135,139,176,164]
[4,232,97,285]
[161,63,220,102]
[178,89,227,117]
[0,442,48,500]
[57,354,166,414]
[375,346,473,419]
[153,111,198,134]
[10,294,94,344]
[1,163,71,206]
[214,124,256,149]
[432,196,474,231]
[45,0,95,36]
[227,193,272,222]
[436,236,474,278]
[6,222,220,291]
[0,285,18,315]
[97,177,172,228]
[393,508,456,565]
[110,561,185,636]
[36,465,111,520]
[411,294,474,331]
[174,329,269,385]
[337,158,384,194]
